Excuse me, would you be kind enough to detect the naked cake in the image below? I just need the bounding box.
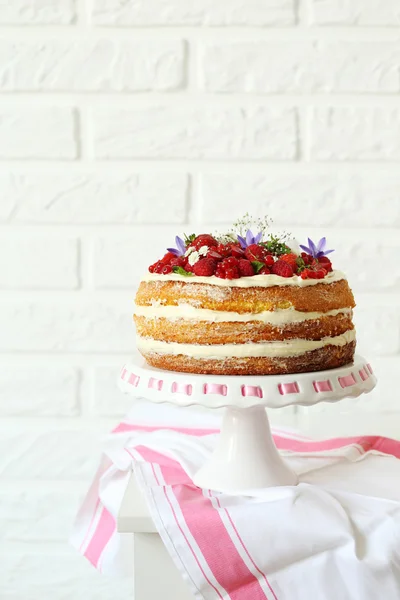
[134,217,356,375]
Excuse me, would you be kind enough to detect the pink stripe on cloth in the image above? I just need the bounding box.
[274,434,400,458]
[84,507,116,569]
[209,490,278,600]
[135,446,271,599]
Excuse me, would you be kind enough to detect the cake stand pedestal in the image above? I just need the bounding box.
[119,354,376,493]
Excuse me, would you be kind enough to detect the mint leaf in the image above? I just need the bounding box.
[173,266,193,277]
[251,261,265,274]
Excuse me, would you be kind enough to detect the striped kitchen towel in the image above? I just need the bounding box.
[71,418,400,600]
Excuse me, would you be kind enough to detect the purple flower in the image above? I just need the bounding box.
[237,229,263,249]
[167,235,186,257]
[299,237,334,258]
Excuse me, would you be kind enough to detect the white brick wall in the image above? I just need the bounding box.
[1,1,400,597]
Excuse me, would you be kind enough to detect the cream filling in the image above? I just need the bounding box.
[141,269,346,288]
[134,304,352,325]
[136,329,356,359]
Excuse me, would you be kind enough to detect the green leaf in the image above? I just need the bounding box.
[173,266,193,277]
[183,233,196,245]
[296,256,306,272]
[251,261,265,274]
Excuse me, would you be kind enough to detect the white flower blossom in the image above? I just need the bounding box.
[184,247,195,257]
[198,245,209,256]
[188,251,200,266]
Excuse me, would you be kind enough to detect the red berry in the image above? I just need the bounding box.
[244,244,266,262]
[148,263,157,273]
[154,262,164,274]
[264,255,275,267]
[224,256,239,267]
[170,256,185,267]
[183,260,194,273]
[271,260,294,278]
[207,249,223,261]
[215,264,226,279]
[301,252,313,266]
[238,259,255,277]
[231,245,245,259]
[192,234,218,251]
[259,266,271,275]
[193,258,217,277]
[280,253,298,269]
[300,269,309,280]
[224,266,239,280]
[315,268,327,279]
[318,256,333,272]
[216,243,232,258]
[161,265,172,274]
[160,252,176,265]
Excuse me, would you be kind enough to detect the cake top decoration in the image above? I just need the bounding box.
[148,215,335,281]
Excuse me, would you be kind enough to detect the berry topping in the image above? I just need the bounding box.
[259,266,271,274]
[148,221,336,280]
[280,253,298,269]
[271,260,294,278]
[238,259,255,277]
[191,234,218,251]
[193,258,217,277]
[244,244,266,262]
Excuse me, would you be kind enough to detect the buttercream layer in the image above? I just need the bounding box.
[135,279,356,313]
[136,329,356,359]
[134,313,354,344]
[134,304,352,324]
[140,341,356,375]
[142,270,346,288]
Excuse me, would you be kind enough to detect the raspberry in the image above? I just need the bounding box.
[161,265,172,274]
[216,243,232,258]
[271,260,294,278]
[300,269,310,280]
[193,258,217,277]
[183,260,194,273]
[280,253,298,269]
[215,264,226,279]
[170,257,185,267]
[259,266,271,275]
[264,255,275,267]
[192,234,218,250]
[244,244,266,262]
[224,266,240,279]
[223,256,239,267]
[160,252,176,265]
[238,259,255,277]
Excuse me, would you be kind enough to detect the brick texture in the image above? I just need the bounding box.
[0,109,78,159]
[0,0,76,25]
[201,41,400,93]
[311,0,400,26]
[1,1,399,598]
[0,39,185,91]
[93,0,296,26]
[94,106,298,159]
[0,171,188,223]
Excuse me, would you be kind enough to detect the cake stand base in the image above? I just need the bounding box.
[119,354,377,493]
[193,405,298,493]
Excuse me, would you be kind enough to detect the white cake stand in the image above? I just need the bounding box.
[119,354,376,493]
